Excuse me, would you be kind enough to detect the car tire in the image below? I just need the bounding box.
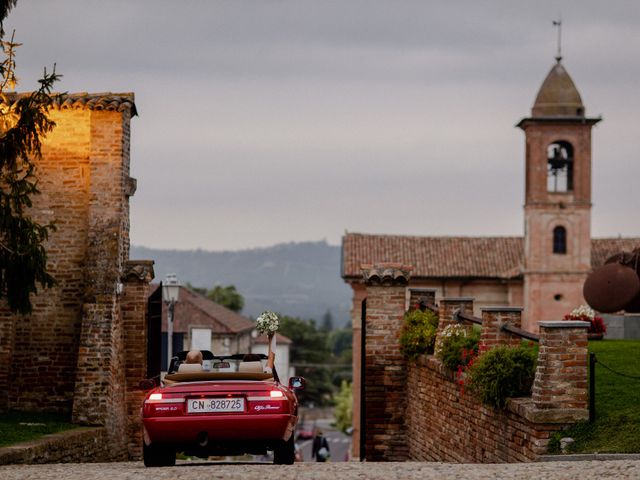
[273,434,295,465]
[143,442,176,467]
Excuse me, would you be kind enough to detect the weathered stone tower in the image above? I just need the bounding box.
[518,58,601,331]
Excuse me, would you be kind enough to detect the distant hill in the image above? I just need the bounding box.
[131,241,352,328]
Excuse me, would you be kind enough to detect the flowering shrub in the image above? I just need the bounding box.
[399,307,439,359]
[436,324,480,372]
[466,344,537,408]
[564,304,607,334]
[256,311,279,335]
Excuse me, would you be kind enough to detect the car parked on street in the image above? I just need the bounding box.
[296,420,316,440]
[141,351,305,467]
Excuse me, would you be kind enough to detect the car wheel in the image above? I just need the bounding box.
[143,442,176,467]
[273,434,295,465]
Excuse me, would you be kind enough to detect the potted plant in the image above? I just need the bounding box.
[564,305,607,340]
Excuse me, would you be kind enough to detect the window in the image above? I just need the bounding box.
[553,226,567,254]
[191,328,212,351]
[547,141,574,192]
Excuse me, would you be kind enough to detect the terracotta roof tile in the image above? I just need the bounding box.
[3,92,137,116]
[155,285,256,334]
[342,233,640,280]
[592,238,640,268]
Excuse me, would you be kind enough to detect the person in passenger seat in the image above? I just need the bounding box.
[185,350,203,365]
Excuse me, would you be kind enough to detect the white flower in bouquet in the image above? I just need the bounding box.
[256,311,279,335]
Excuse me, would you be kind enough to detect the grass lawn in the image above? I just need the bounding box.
[0,411,77,448]
[549,339,640,454]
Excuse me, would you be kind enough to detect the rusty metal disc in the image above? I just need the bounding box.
[583,263,640,313]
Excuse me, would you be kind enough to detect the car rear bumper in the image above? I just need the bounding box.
[143,413,296,444]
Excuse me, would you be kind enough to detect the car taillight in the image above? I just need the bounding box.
[149,393,162,401]
[270,390,284,398]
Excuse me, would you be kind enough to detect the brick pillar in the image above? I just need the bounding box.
[480,307,524,350]
[362,263,411,461]
[349,283,366,461]
[434,297,474,353]
[0,309,15,412]
[532,320,590,412]
[122,260,154,460]
[408,288,437,310]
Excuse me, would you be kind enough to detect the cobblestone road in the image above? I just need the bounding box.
[1,460,639,480]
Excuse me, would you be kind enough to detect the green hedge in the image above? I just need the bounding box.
[467,344,537,408]
[399,308,439,359]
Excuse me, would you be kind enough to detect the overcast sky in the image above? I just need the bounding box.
[6,1,640,250]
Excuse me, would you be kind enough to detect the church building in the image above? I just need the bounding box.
[342,55,639,333]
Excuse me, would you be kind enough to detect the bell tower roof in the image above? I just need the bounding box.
[532,60,584,118]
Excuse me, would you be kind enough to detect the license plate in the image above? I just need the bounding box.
[187,397,245,413]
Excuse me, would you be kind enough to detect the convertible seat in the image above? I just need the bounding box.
[177,363,203,373]
[238,361,264,373]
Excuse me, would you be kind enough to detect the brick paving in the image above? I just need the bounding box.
[1,460,639,480]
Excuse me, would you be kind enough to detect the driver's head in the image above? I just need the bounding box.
[185,350,203,364]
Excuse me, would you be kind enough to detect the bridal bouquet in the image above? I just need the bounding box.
[256,311,279,335]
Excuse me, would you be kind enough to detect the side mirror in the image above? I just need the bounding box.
[288,376,305,390]
[139,379,156,391]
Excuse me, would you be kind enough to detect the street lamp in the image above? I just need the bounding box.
[162,273,180,371]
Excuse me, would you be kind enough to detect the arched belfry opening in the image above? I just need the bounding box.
[547,141,573,192]
[552,225,567,254]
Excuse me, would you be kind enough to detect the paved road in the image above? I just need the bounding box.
[2,460,640,479]
[298,419,351,462]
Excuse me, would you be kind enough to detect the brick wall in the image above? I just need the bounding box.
[0,94,153,461]
[405,301,590,462]
[0,427,116,465]
[406,357,564,462]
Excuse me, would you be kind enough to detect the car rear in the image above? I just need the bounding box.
[142,379,297,457]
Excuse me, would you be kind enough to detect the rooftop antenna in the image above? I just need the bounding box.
[552,18,562,62]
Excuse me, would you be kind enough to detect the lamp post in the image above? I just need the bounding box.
[162,273,180,371]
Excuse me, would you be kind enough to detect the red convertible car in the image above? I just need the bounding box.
[141,351,304,467]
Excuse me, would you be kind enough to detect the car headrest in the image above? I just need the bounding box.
[177,363,203,373]
[238,361,263,373]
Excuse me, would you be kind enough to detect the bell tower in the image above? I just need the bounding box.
[517,57,601,331]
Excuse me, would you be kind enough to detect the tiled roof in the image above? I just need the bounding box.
[154,285,256,334]
[2,92,137,116]
[342,233,640,280]
[179,287,256,334]
[592,238,640,268]
[342,233,524,279]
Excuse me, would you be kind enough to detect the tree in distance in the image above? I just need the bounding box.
[321,308,334,331]
[0,0,62,313]
[186,282,244,312]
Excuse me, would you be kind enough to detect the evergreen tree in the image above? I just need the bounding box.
[0,1,61,313]
[321,309,334,331]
